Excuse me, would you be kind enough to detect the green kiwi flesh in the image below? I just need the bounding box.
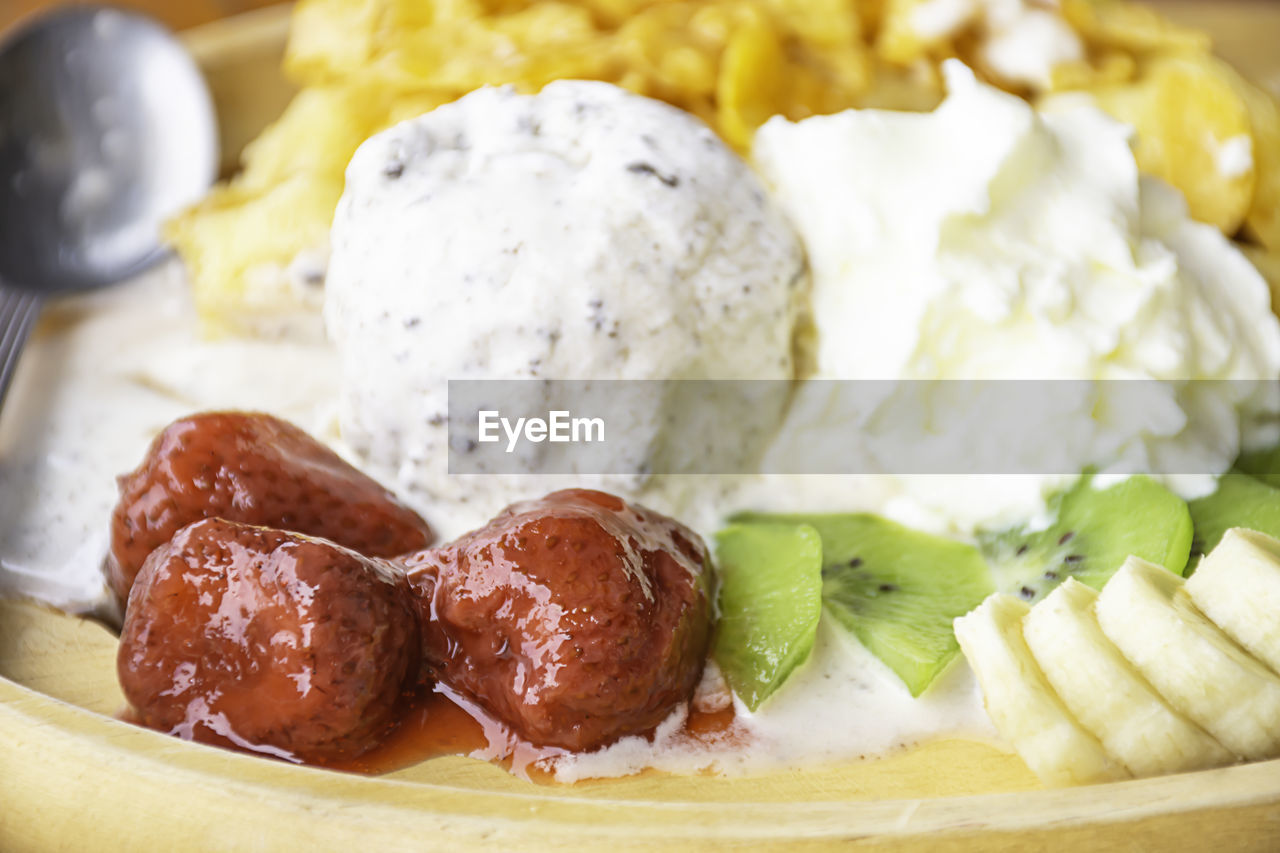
[1187,472,1280,569]
[977,474,1192,602]
[713,523,824,711]
[1236,442,1280,490]
[734,512,994,697]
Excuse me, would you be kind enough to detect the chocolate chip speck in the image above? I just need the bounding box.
[626,161,679,188]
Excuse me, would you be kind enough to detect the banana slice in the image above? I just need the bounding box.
[955,594,1129,786]
[1024,578,1235,776]
[1186,527,1280,674]
[1095,556,1280,760]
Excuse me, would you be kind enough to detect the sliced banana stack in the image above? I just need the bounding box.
[954,595,1129,787]
[1096,556,1280,761]
[1024,578,1233,777]
[956,527,1280,787]
[1185,527,1280,673]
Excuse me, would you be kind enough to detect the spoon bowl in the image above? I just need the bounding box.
[0,5,217,405]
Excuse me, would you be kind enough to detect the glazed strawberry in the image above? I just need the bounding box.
[107,411,433,608]
[404,489,713,752]
[118,518,421,764]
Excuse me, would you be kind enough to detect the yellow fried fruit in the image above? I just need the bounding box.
[717,6,869,150]
[1233,78,1280,251]
[1048,50,1135,92]
[1242,244,1280,317]
[379,0,494,34]
[1090,56,1256,234]
[614,2,726,117]
[876,0,973,66]
[763,0,861,48]
[172,0,1265,336]
[1061,0,1209,56]
[790,42,872,118]
[166,176,345,337]
[854,57,942,111]
[167,87,379,335]
[285,0,386,85]
[574,0,664,28]
[167,82,448,336]
[380,4,608,94]
[856,0,886,37]
[383,91,456,126]
[717,9,786,149]
[236,86,391,190]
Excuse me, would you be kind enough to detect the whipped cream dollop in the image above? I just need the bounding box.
[750,62,1280,531]
[325,81,807,536]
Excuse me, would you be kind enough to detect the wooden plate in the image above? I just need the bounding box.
[3,4,1280,849]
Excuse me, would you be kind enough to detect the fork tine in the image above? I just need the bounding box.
[0,293,26,361]
[0,288,22,333]
[0,298,29,374]
[0,294,38,371]
[0,288,32,343]
[1,292,39,349]
[0,287,45,413]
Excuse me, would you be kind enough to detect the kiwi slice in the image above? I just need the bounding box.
[978,474,1193,602]
[713,523,823,711]
[1187,472,1280,566]
[1236,442,1280,490]
[734,512,994,697]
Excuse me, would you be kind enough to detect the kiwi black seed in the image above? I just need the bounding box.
[977,474,1193,603]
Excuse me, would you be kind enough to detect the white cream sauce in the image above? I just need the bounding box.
[0,266,340,615]
[548,619,996,782]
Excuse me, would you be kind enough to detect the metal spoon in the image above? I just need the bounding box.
[0,5,217,410]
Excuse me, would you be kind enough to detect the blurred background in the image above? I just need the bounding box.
[0,0,1276,35]
[1,1,280,32]
[0,1,1275,97]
